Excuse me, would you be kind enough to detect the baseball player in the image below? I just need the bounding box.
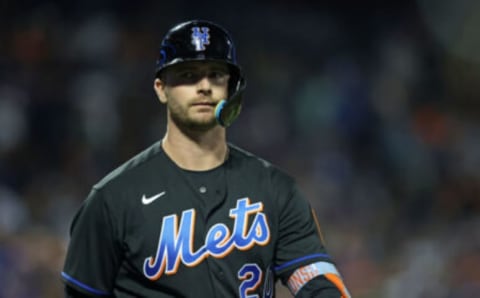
[62,20,351,298]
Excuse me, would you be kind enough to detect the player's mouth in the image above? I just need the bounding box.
[191,101,217,107]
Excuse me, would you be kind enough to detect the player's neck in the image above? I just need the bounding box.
[161,123,228,171]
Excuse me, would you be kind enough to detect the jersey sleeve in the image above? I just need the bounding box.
[274,183,350,297]
[62,187,122,296]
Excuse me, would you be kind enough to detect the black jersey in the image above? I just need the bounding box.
[62,141,346,297]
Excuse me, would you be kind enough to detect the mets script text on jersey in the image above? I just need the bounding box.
[143,198,271,280]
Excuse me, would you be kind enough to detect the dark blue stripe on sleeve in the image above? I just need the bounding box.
[61,272,111,296]
[274,253,330,272]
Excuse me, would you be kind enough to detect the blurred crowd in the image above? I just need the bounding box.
[1,1,479,297]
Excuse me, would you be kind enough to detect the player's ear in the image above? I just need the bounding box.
[154,78,167,104]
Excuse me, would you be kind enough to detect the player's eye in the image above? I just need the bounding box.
[175,70,202,83]
[170,68,229,85]
[208,71,227,79]
[208,70,229,84]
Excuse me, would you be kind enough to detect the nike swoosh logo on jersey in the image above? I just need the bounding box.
[142,191,166,205]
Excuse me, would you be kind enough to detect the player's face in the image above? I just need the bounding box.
[154,61,230,130]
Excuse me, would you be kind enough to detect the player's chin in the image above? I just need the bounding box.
[186,115,218,130]
[189,109,216,121]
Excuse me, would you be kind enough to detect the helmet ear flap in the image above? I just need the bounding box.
[215,75,246,127]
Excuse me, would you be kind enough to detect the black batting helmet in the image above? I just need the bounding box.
[155,20,246,127]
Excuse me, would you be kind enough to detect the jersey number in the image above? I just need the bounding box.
[238,263,262,298]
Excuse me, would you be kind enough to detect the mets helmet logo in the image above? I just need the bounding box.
[191,26,210,51]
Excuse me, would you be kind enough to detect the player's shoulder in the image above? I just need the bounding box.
[228,144,271,168]
[228,143,294,183]
[93,140,163,190]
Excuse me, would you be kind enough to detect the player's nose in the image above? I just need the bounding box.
[196,76,212,94]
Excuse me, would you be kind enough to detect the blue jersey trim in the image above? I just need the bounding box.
[61,272,111,296]
[274,253,330,272]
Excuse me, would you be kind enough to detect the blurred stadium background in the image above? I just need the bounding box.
[1,0,479,297]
